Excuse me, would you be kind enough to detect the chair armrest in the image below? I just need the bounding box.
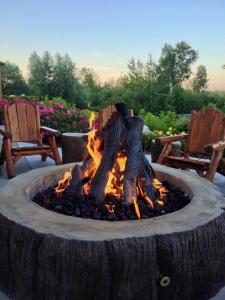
[205,141,225,153]
[0,129,12,139]
[40,126,61,137]
[155,134,188,145]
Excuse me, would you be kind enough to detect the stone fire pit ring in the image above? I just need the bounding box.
[0,163,225,300]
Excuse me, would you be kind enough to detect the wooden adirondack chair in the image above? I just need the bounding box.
[155,108,225,182]
[0,102,62,178]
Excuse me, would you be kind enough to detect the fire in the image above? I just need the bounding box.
[105,204,116,213]
[83,128,127,198]
[89,112,96,130]
[86,130,101,167]
[55,113,168,220]
[153,178,168,201]
[55,169,72,194]
[104,153,127,198]
[132,196,141,219]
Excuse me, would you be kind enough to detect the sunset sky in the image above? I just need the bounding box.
[1,0,225,90]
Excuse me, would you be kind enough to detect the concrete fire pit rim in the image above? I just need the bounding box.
[0,163,224,241]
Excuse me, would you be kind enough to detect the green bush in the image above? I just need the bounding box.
[142,132,156,151]
[142,111,176,132]
[43,96,75,109]
[173,118,189,133]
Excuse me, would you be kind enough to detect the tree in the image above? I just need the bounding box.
[28,51,85,106]
[1,62,29,95]
[52,53,78,100]
[156,41,198,90]
[28,51,53,96]
[128,57,145,82]
[128,55,157,82]
[192,65,208,91]
[80,68,98,88]
[126,56,169,113]
[79,68,100,107]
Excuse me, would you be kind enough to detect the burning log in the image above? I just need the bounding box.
[137,156,159,205]
[55,102,160,216]
[90,112,125,200]
[65,165,83,195]
[123,117,144,204]
[115,102,132,118]
[142,155,156,178]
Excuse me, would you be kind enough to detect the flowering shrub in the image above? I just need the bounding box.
[0,99,10,124]
[0,98,91,133]
[40,106,89,133]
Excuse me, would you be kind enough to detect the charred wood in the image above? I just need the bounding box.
[90,112,125,201]
[123,117,144,204]
[66,165,83,195]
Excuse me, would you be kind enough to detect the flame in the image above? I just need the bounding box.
[83,129,127,198]
[137,182,154,208]
[86,129,101,167]
[104,153,127,198]
[55,119,169,219]
[105,204,116,213]
[132,196,141,219]
[55,169,72,194]
[89,112,96,130]
[157,200,164,206]
[153,178,168,199]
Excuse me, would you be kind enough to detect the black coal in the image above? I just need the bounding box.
[32,181,190,221]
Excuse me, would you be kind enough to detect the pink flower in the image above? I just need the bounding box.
[0,99,9,106]
[14,98,28,104]
[45,115,50,120]
[39,107,55,115]
[53,102,64,110]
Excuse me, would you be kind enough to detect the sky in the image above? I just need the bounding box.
[1,0,225,90]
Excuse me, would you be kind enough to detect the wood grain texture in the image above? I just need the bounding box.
[61,134,86,163]
[90,112,125,200]
[16,103,29,141]
[8,104,20,141]
[158,108,225,181]
[1,103,61,177]
[26,104,39,142]
[123,117,144,203]
[0,212,225,300]
[99,105,133,130]
[188,108,225,154]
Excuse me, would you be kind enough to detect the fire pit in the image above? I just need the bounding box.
[0,163,225,300]
[33,103,190,221]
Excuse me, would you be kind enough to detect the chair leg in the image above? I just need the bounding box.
[3,138,15,178]
[157,144,172,164]
[48,136,61,165]
[206,150,223,182]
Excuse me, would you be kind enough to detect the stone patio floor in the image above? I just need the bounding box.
[0,149,225,299]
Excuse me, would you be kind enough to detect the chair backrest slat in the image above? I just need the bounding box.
[99,105,117,129]
[187,108,225,155]
[26,104,40,142]
[7,104,21,141]
[16,103,29,140]
[99,104,133,130]
[4,103,41,142]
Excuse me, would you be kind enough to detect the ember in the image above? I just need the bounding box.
[33,103,190,220]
